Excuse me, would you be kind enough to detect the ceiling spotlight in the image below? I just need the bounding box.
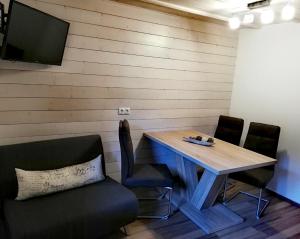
[243,14,255,24]
[260,9,274,24]
[281,3,295,21]
[228,17,241,30]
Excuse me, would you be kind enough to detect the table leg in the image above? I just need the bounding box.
[190,170,226,209]
[175,155,198,201]
[174,156,244,234]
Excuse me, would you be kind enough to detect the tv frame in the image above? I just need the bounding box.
[0,2,5,33]
[1,0,70,66]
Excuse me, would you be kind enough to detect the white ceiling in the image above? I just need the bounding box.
[140,0,300,22]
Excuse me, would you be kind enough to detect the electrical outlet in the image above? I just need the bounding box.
[118,108,124,115]
[124,107,131,115]
[118,107,131,115]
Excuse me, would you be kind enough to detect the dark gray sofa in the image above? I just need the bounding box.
[0,135,138,239]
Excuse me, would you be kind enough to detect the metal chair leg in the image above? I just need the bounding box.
[255,188,270,219]
[222,175,228,203]
[121,226,128,236]
[224,187,270,219]
[222,176,237,204]
[138,187,173,220]
[238,190,269,219]
[166,187,173,219]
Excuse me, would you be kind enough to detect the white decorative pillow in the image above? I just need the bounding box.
[15,155,104,200]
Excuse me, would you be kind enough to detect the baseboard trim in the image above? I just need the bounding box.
[267,189,300,207]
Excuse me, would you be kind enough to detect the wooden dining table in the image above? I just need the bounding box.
[144,130,277,234]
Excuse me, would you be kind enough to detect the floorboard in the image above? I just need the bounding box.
[108,180,300,239]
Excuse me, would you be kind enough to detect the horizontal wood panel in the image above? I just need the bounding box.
[0,125,216,146]
[63,48,235,74]
[0,70,233,91]
[0,84,231,99]
[24,0,237,38]
[68,21,237,57]
[0,60,233,82]
[17,0,237,57]
[0,109,228,124]
[66,35,236,66]
[0,117,218,138]
[21,0,237,47]
[0,98,231,111]
[0,0,236,180]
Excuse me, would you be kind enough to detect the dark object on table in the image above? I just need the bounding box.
[196,136,202,141]
[226,122,281,219]
[191,136,214,143]
[183,136,215,146]
[207,137,214,143]
[0,135,138,239]
[214,115,244,146]
[119,119,173,219]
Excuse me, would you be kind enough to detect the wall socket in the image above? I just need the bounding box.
[118,107,131,115]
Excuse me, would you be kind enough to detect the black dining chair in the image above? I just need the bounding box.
[119,120,174,219]
[214,115,244,146]
[225,122,281,219]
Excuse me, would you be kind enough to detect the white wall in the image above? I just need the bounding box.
[230,22,300,203]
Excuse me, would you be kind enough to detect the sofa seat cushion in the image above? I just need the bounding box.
[3,177,138,239]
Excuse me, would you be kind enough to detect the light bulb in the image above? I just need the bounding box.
[243,14,255,24]
[228,17,241,30]
[281,4,295,21]
[260,9,274,24]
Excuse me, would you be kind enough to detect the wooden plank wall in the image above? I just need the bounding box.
[0,0,238,181]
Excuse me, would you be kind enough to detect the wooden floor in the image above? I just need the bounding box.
[108,181,300,239]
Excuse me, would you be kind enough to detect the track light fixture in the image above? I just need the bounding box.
[228,1,296,30]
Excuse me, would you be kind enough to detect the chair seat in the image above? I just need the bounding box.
[230,167,274,188]
[3,177,138,239]
[124,164,173,188]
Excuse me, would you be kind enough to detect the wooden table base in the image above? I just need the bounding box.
[174,155,244,234]
[180,203,244,234]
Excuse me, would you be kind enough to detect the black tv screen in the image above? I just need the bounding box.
[1,1,69,65]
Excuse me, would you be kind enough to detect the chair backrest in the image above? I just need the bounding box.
[244,122,281,159]
[214,115,244,146]
[119,120,135,185]
[0,135,106,200]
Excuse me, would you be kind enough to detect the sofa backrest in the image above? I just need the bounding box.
[0,135,106,200]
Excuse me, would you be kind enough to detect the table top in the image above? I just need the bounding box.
[144,130,277,175]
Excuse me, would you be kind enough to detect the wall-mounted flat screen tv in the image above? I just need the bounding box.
[1,1,70,65]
